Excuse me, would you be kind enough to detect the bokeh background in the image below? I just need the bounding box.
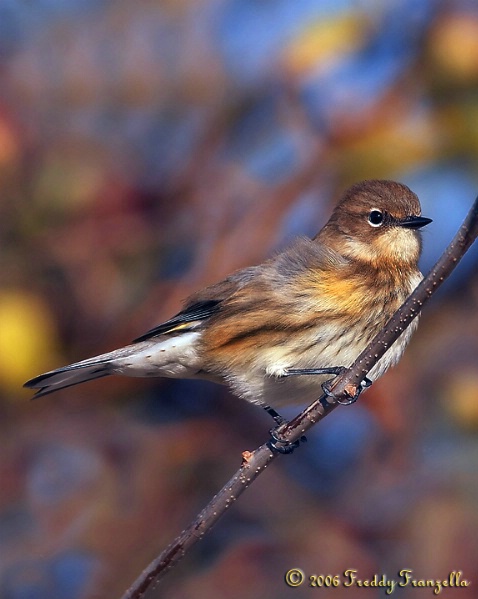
[1,1,478,598]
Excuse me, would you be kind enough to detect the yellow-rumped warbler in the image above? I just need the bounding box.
[25,180,431,418]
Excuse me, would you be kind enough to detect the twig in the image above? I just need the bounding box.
[121,195,478,599]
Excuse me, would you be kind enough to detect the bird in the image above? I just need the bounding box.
[25,180,431,422]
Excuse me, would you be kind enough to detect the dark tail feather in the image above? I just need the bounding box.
[24,360,112,399]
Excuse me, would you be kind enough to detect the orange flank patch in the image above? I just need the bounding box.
[301,269,369,315]
[203,316,296,357]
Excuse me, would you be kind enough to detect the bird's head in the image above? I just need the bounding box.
[319,180,432,267]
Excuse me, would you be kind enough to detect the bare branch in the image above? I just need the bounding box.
[121,195,478,599]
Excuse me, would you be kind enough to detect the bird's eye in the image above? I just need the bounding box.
[368,209,384,227]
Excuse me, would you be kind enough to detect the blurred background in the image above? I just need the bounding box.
[1,0,478,597]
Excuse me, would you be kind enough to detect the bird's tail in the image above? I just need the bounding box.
[24,352,117,399]
[25,330,203,399]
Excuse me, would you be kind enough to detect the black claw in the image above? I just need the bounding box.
[267,429,307,454]
[322,379,358,405]
[321,375,372,406]
[263,406,307,453]
[283,366,372,406]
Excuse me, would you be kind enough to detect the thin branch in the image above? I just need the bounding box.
[122,195,478,599]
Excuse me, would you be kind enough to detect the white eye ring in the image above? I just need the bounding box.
[368,209,384,227]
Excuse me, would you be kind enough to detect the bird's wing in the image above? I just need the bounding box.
[132,299,222,342]
[133,266,260,342]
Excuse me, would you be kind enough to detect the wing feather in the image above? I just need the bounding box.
[132,299,222,342]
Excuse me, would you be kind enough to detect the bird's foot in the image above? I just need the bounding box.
[283,366,372,406]
[321,376,372,405]
[263,405,306,454]
[266,427,307,454]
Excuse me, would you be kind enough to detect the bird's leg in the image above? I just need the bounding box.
[283,366,372,405]
[263,404,287,426]
[284,366,348,377]
[263,404,307,454]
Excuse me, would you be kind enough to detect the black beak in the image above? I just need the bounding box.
[398,215,432,229]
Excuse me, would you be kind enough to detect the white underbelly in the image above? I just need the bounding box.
[111,332,203,378]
